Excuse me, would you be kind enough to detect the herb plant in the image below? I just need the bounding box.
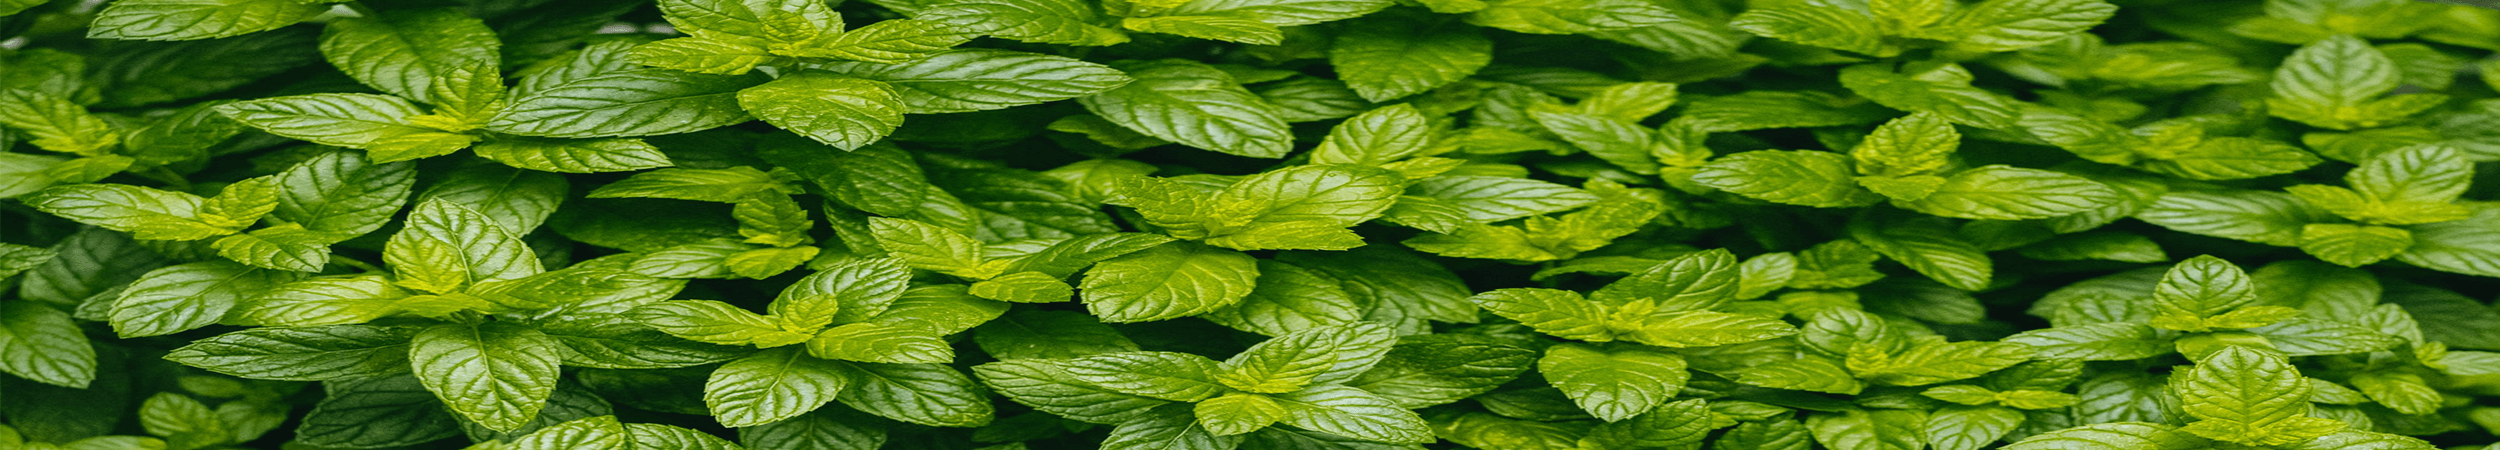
[3,0,2500,449]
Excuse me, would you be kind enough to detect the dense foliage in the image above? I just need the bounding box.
[4,0,2500,449]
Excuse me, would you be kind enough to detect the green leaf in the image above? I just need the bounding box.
[2137,190,2333,247]
[2280,431,2438,450]
[1308,105,1429,168]
[2173,346,2336,446]
[1079,241,1260,322]
[1538,343,1687,422]
[973,359,1172,424]
[2397,204,2500,277]
[834,362,994,427]
[2016,231,2168,263]
[1693,151,1882,208]
[385,200,540,294]
[164,325,413,381]
[1849,218,1993,291]
[109,261,300,337]
[1061,351,1229,402]
[2267,35,2437,130]
[213,225,333,272]
[410,321,564,432]
[653,0,839,38]
[295,376,463,448]
[1923,405,2023,450]
[632,300,815,348]
[1736,356,1864,395]
[0,90,118,155]
[273,150,417,238]
[916,0,1130,46]
[1466,0,1677,34]
[23,183,235,241]
[1269,385,1435,444]
[1939,0,2119,52]
[970,271,1077,303]
[1099,404,1241,450]
[488,69,764,138]
[418,165,568,235]
[815,49,1130,114]
[705,347,850,427]
[473,137,674,174]
[1894,166,2119,220]
[737,72,905,150]
[1534,110,1662,174]
[1676,90,1895,132]
[1120,14,1283,45]
[1806,409,1927,450]
[788,19,976,63]
[2002,423,2209,450]
[2298,224,2412,267]
[530,314,743,369]
[318,8,501,103]
[1079,59,1292,158]
[1586,398,1712,449]
[1215,322,1396,393]
[2348,144,2471,208]
[2154,255,2256,319]
[1329,15,1491,102]
[626,35,776,76]
[1468,288,1610,341]
[594,169,788,208]
[1200,260,1362,336]
[738,408,887,450]
[500,415,741,450]
[973,309,1139,360]
[1852,113,1957,178]
[776,257,910,328]
[216,93,433,149]
[2003,323,2168,361]
[1854,340,2036,386]
[87,0,324,41]
[1621,311,1797,348]
[865,217,992,278]
[1838,63,2022,129]
[1344,335,1536,409]
[1592,249,1740,310]
[807,323,954,363]
[1729,5,1889,56]
[1195,393,1288,436]
[2248,317,2402,356]
[0,302,95,388]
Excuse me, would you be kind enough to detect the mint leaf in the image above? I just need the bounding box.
[816,49,1131,114]
[319,8,501,103]
[410,321,564,432]
[1330,15,1492,102]
[489,69,764,138]
[737,72,905,150]
[705,347,850,427]
[385,200,540,294]
[0,302,95,388]
[88,0,322,41]
[1539,343,1686,422]
[109,261,299,337]
[1079,241,1260,322]
[1080,60,1292,158]
[24,183,235,240]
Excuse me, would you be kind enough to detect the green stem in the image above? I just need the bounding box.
[330,255,385,274]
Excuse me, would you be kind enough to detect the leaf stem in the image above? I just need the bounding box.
[330,255,386,274]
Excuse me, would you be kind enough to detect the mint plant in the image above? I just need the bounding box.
[7,0,2500,449]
